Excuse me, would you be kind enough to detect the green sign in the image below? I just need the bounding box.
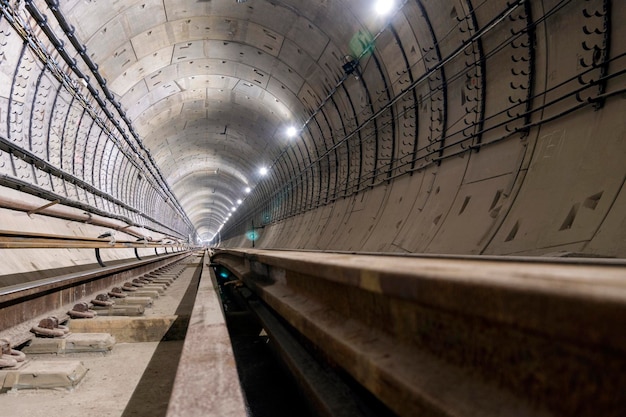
[349,29,375,59]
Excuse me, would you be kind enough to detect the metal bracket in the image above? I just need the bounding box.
[27,199,60,217]
[95,248,106,267]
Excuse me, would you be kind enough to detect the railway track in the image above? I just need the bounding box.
[212,249,626,417]
[0,245,625,417]
[0,248,226,417]
[0,231,192,347]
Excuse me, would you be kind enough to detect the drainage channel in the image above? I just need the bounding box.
[217,269,314,417]
[214,265,397,417]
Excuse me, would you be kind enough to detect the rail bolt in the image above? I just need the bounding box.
[108,287,127,298]
[68,302,96,319]
[0,338,10,355]
[92,293,114,306]
[31,316,69,337]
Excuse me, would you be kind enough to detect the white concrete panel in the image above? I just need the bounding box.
[285,16,329,60]
[172,40,206,63]
[131,24,173,59]
[243,23,284,57]
[108,45,174,96]
[119,79,149,111]
[123,0,167,38]
[85,15,130,67]
[278,39,318,80]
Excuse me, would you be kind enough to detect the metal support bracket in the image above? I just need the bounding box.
[95,248,106,267]
[27,199,60,217]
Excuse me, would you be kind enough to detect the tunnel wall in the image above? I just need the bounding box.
[0,187,184,277]
[0,5,193,240]
[0,1,623,260]
[223,0,626,256]
[0,4,196,274]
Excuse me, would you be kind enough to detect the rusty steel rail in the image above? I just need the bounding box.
[212,249,626,417]
[0,251,193,346]
[166,252,247,417]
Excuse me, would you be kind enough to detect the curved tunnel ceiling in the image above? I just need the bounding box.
[59,0,373,241]
[1,0,621,254]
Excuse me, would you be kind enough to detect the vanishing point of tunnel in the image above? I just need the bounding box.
[0,0,625,416]
[0,0,623,257]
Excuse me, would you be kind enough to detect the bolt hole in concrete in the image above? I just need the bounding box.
[215,266,399,417]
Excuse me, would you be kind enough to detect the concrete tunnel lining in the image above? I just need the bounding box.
[0,1,625,416]
[0,0,622,270]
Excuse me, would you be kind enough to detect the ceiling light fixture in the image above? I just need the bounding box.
[259,166,268,176]
[286,126,298,137]
[237,199,243,205]
[374,0,395,15]
[244,187,252,193]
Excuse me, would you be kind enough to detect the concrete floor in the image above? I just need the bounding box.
[0,259,201,417]
[2,342,180,417]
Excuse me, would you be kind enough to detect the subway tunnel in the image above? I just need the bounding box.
[0,0,625,416]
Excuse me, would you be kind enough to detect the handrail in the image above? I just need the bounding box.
[0,251,191,302]
[0,230,186,250]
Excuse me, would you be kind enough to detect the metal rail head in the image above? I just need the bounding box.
[212,248,626,417]
[0,252,194,347]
